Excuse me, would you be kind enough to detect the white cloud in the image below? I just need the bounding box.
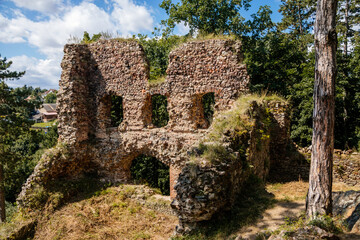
[111,0,153,35]
[175,21,190,36]
[29,2,115,58]
[8,55,61,89]
[0,13,29,43]
[11,0,65,15]
[1,0,155,88]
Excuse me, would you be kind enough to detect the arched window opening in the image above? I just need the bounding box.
[151,94,169,128]
[110,95,123,127]
[202,92,215,127]
[130,155,170,195]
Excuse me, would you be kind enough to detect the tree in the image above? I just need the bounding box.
[160,0,252,36]
[306,0,338,218]
[278,0,317,36]
[136,34,185,81]
[337,0,360,56]
[44,91,57,103]
[0,55,27,222]
[334,0,360,148]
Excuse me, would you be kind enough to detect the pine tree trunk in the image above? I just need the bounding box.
[0,163,6,222]
[306,0,338,218]
[344,0,349,56]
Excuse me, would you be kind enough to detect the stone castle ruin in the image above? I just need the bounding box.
[57,39,249,196]
[18,39,293,233]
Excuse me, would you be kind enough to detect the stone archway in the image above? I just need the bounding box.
[130,154,170,195]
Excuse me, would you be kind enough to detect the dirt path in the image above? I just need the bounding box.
[235,181,360,240]
[236,200,305,239]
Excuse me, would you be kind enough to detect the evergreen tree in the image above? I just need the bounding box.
[334,0,360,149]
[307,0,338,218]
[278,0,317,36]
[0,55,28,221]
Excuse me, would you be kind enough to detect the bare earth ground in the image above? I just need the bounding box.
[237,181,360,240]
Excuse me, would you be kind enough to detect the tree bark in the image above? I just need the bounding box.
[298,1,303,35]
[306,0,338,218]
[344,0,349,56]
[0,164,6,222]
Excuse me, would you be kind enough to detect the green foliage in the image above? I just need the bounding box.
[308,215,343,234]
[0,55,25,80]
[44,92,57,103]
[4,124,58,202]
[151,95,169,128]
[193,94,283,164]
[110,95,123,127]
[244,31,306,97]
[160,0,252,36]
[4,201,17,223]
[198,143,237,164]
[202,93,215,125]
[136,34,185,82]
[41,123,59,149]
[81,31,102,44]
[130,155,170,195]
[289,51,315,146]
[337,0,360,55]
[0,55,46,208]
[278,0,316,36]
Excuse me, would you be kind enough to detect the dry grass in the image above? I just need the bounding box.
[267,180,360,201]
[186,34,237,42]
[33,185,177,240]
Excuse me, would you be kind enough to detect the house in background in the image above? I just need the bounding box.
[41,89,57,99]
[32,104,57,122]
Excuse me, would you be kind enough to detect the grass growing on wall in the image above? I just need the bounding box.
[191,93,287,164]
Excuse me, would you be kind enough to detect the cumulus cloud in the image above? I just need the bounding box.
[11,0,65,15]
[1,0,155,88]
[0,13,29,43]
[9,55,61,89]
[111,0,153,35]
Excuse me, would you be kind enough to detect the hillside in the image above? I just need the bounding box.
[23,180,360,239]
[33,184,177,240]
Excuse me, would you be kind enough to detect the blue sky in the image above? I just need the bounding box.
[0,0,283,89]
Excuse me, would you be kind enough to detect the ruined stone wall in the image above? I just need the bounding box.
[57,39,250,183]
[17,38,359,236]
[269,145,360,186]
[171,101,279,234]
[58,45,92,144]
[18,39,251,205]
[17,39,295,235]
[333,152,360,186]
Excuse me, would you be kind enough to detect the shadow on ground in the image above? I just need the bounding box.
[175,176,278,240]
